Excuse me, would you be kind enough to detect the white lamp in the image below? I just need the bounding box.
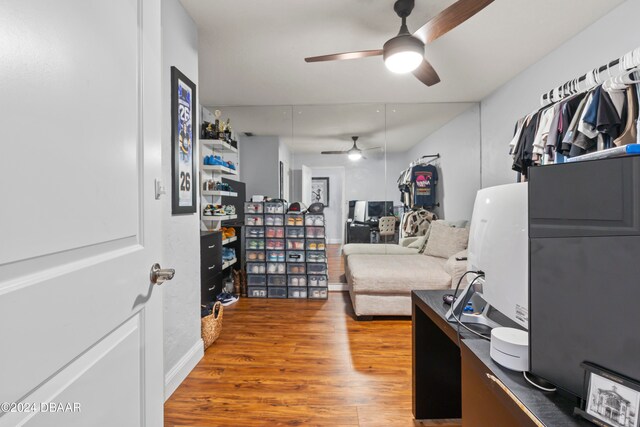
[348,151,362,161]
[383,34,424,74]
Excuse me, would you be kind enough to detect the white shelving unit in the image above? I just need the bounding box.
[222,236,237,245]
[199,127,240,232]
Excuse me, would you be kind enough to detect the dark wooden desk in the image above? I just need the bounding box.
[412,290,590,426]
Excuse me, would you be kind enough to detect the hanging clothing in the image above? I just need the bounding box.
[411,164,439,208]
[613,85,638,146]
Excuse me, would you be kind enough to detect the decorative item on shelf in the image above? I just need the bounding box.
[224,119,232,142]
[214,109,223,139]
[574,362,640,427]
[201,301,223,350]
[201,121,216,139]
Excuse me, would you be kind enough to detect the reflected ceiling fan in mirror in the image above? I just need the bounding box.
[305,0,494,86]
[320,136,381,161]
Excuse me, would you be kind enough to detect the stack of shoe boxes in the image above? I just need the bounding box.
[245,202,266,297]
[285,213,307,298]
[245,203,327,299]
[264,201,287,298]
[304,213,328,299]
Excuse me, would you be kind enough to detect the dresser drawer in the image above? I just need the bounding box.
[201,232,222,276]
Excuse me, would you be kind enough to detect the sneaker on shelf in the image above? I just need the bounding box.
[309,243,317,250]
[266,228,275,238]
[318,242,325,250]
[277,253,285,262]
[319,276,327,286]
[314,218,324,226]
[277,264,285,274]
[305,217,313,226]
[300,277,307,286]
[268,252,278,262]
[203,204,214,216]
[268,263,276,274]
[310,276,318,287]
[265,217,275,226]
[275,217,284,226]
[224,205,236,215]
[287,217,295,226]
[291,277,299,286]
[246,205,255,214]
[275,228,284,238]
[213,205,226,216]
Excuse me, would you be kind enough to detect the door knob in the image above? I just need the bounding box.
[150,263,175,285]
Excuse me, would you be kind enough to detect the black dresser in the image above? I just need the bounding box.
[200,231,223,303]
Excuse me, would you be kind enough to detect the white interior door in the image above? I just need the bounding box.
[0,1,164,426]
[301,164,312,206]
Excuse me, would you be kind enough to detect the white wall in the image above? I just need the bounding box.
[292,152,406,205]
[406,104,481,221]
[239,135,280,198]
[161,0,202,399]
[481,0,640,188]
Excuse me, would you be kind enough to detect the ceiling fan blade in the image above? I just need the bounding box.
[321,151,348,155]
[413,0,494,45]
[305,49,383,63]
[362,146,383,151]
[413,59,441,86]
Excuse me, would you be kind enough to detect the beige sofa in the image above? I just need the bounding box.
[344,221,469,318]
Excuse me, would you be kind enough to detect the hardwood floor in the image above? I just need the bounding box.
[326,243,346,284]
[165,292,459,427]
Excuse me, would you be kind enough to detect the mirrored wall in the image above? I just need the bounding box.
[203,102,481,246]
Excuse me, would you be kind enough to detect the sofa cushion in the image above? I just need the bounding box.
[424,221,469,259]
[406,233,429,253]
[347,254,451,294]
[444,249,469,289]
[342,243,418,257]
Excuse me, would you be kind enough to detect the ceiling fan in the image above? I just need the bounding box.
[304,0,494,86]
[321,136,380,161]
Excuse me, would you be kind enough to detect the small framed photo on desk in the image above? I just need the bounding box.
[574,362,640,427]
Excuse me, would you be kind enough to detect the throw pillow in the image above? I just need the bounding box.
[406,229,431,253]
[423,221,469,259]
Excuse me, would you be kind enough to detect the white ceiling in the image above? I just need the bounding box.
[208,103,475,153]
[182,0,623,106]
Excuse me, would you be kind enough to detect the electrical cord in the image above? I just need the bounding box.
[450,271,491,346]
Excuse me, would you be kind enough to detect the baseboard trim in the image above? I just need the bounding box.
[164,339,204,401]
[329,283,348,292]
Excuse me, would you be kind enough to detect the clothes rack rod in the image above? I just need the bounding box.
[540,46,640,106]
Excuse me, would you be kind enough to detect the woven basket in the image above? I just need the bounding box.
[201,301,223,349]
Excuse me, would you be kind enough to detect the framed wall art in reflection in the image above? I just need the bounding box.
[171,66,197,214]
[311,177,329,207]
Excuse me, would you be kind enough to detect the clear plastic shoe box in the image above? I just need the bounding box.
[247,275,267,287]
[246,262,266,275]
[244,202,263,214]
[267,262,286,275]
[286,250,305,263]
[288,287,308,299]
[287,263,306,275]
[285,214,305,227]
[265,226,285,239]
[264,201,286,214]
[307,275,328,287]
[286,239,305,250]
[245,215,264,226]
[246,250,265,262]
[287,275,307,286]
[285,226,305,239]
[247,286,267,298]
[246,239,265,251]
[304,214,325,227]
[307,263,327,275]
[264,214,284,227]
[266,250,285,263]
[306,251,327,263]
[268,286,287,298]
[267,275,287,287]
[308,287,328,299]
[246,226,265,238]
[265,239,285,251]
[305,227,325,239]
[306,239,326,251]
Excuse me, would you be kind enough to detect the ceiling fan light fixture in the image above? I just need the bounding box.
[383,35,424,74]
[348,151,363,161]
